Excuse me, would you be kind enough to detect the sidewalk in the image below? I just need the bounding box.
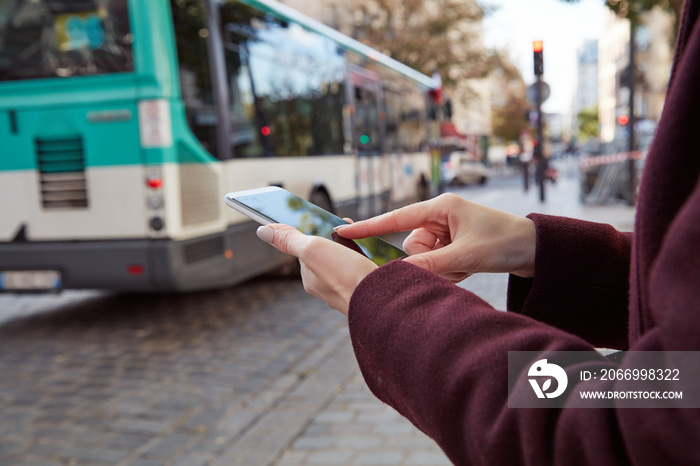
[465,158,636,232]
[265,166,636,466]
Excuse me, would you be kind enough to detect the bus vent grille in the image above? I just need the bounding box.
[35,136,88,209]
[179,147,219,226]
[183,236,224,264]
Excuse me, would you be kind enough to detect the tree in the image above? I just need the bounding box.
[612,0,682,26]
[491,92,530,142]
[349,0,495,88]
[577,106,599,140]
[560,0,682,26]
[491,56,530,142]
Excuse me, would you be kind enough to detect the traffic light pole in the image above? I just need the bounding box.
[533,41,546,203]
[535,76,545,202]
[627,23,637,206]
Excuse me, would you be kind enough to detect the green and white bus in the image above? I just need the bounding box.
[0,0,439,293]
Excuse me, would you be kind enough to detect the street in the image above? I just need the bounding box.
[0,163,635,466]
[0,278,356,465]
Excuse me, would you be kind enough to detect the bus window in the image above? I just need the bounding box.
[0,0,133,82]
[397,88,428,152]
[354,86,379,152]
[171,0,218,157]
[220,4,268,159]
[220,1,346,158]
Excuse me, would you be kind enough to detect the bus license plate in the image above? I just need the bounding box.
[0,271,62,291]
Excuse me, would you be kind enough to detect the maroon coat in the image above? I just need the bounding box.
[347,2,700,465]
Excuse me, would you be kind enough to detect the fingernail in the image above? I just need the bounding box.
[333,224,350,231]
[256,226,274,243]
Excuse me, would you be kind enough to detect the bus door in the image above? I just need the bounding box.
[349,67,383,219]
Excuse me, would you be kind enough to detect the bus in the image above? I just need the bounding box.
[0,0,440,293]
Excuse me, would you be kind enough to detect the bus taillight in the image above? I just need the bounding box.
[127,265,145,276]
[147,177,163,189]
[146,171,164,211]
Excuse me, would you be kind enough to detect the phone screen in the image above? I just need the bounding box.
[227,189,406,266]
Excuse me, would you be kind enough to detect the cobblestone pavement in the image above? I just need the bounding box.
[0,278,357,466]
[273,373,451,466]
[0,277,456,466]
[0,166,636,466]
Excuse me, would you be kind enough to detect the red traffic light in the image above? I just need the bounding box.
[533,41,544,76]
[618,115,629,125]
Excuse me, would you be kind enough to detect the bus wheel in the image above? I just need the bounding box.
[271,257,301,279]
[418,175,430,201]
[310,187,334,214]
[269,187,334,279]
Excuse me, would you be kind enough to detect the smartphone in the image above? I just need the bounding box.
[224,186,406,266]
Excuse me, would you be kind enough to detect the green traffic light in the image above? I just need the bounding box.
[360,135,370,144]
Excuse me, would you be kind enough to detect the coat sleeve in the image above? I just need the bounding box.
[507,214,632,349]
[347,260,698,466]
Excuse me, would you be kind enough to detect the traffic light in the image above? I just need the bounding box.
[444,98,453,120]
[618,115,629,126]
[533,40,544,76]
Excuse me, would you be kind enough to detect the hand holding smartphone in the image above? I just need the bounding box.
[224,187,406,266]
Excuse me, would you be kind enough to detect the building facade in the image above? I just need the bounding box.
[575,40,599,116]
[598,7,674,144]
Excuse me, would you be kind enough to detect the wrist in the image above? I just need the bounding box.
[330,258,377,316]
[509,217,536,278]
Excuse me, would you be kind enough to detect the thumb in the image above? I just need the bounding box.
[403,247,463,276]
[256,224,310,259]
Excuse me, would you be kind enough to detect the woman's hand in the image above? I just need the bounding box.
[335,193,536,283]
[256,224,378,315]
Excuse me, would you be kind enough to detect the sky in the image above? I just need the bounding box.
[483,0,606,115]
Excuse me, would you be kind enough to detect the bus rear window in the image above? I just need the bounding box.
[0,0,133,82]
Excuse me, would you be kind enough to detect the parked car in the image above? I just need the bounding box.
[443,152,488,186]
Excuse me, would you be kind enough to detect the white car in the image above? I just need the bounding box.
[444,152,488,186]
